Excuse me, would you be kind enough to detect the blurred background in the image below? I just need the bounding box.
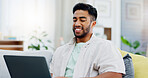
[0,0,148,56]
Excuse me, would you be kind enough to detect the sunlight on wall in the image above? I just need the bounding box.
[0,0,55,51]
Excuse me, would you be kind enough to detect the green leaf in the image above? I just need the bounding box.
[141,51,146,55]
[37,44,40,50]
[28,44,35,49]
[28,46,33,49]
[43,46,48,50]
[132,41,140,49]
[38,39,44,44]
[135,51,146,55]
[30,36,37,40]
[47,40,51,43]
[28,44,40,50]
[136,51,146,55]
[41,31,48,37]
[38,39,42,42]
[48,46,55,50]
[41,31,46,34]
[32,45,38,50]
[121,36,132,47]
[135,52,141,55]
[43,34,48,37]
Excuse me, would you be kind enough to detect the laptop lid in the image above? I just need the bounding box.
[3,55,51,78]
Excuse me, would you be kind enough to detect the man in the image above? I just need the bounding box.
[50,3,125,78]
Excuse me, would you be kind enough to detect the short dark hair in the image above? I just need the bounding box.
[73,3,97,21]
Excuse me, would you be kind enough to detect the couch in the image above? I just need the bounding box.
[1,49,148,78]
[0,50,53,78]
[119,49,148,78]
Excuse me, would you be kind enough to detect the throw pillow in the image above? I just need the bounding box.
[122,54,134,78]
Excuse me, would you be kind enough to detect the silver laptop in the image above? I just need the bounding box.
[3,55,51,78]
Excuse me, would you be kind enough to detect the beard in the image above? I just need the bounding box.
[73,24,91,38]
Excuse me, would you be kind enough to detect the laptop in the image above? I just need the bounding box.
[3,55,51,78]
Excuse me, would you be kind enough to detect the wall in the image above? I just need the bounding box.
[121,0,147,52]
[88,0,122,47]
[0,0,1,31]
[143,0,148,54]
[54,0,81,48]
[0,0,56,51]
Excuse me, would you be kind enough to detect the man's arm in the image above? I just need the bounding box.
[92,72,122,78]
[83,72,122,78]
[54,72,122,78]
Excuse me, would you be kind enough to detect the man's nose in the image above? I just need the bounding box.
[75,21,81,26]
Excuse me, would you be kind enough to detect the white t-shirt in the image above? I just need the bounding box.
[65,43,86,77]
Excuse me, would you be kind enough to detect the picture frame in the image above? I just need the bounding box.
[126,2,141,20]
[95,0,111,17]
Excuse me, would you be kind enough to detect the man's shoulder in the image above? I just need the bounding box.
[57,43,70,50]
[55,43,71,53]
[53,43,71,57]
[93,37,112,45]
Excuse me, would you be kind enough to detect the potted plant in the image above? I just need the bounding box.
[121,36,146,55]
[28,30,54,51]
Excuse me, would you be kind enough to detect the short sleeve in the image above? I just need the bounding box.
[97,42,125,74]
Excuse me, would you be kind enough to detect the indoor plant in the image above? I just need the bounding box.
[28,30,54,51]
[121,36,146,55]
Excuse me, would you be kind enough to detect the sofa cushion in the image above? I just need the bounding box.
[119,49,148,78]
[122,54,134,78]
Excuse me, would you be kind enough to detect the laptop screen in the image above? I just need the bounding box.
[3,55,51,78]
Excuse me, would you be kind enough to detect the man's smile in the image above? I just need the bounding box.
[74,26,83,33]
[75,28,82,33]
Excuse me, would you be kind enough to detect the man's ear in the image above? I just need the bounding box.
[91,21,96,28]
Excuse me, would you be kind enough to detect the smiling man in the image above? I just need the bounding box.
[50,3,125,78]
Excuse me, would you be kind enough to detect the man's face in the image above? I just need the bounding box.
[73,10,92,38]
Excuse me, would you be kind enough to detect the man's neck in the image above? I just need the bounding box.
[76,33,92,43]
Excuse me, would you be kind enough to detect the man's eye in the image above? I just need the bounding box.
[73,20,77,22]
[81,20,86,22]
